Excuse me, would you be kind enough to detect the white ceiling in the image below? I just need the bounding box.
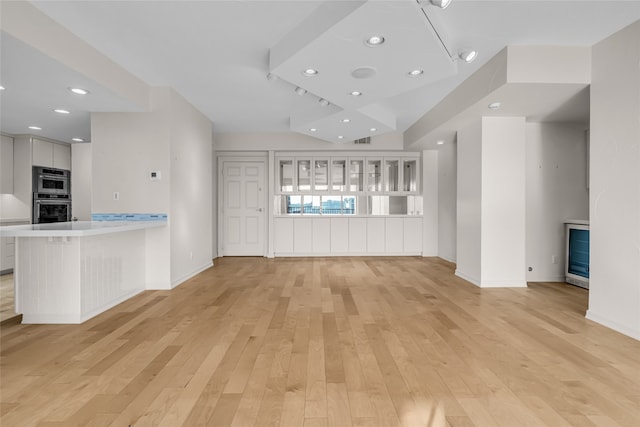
[2,1,640,145]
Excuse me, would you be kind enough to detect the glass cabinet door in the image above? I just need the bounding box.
[367,159,382,192]
[385,159,399,192]
[297,159,311,191]
[314,159,329,191]
[403,159,417,192]
[331,159,347,191]
[278,158,294,192]
[349,159,364,192]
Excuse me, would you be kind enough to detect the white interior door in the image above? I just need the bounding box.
[222,161,266,256]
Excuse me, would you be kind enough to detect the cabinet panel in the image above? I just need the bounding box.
[348,218,367,253]
[1,135,14,194]
[293,218,313,253]
[53,143,71,170]
[32,138,53,167]
[274,218,294,254]
[312,218,331,253]
[330,218,349,253]
[385,218,404,253]
[404,217,423,253]
[366,218,385,253]
[1,237,15,271]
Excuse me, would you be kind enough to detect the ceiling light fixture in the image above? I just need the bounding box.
[28,126,42,130]
[266,73,278,81]
[309,128,317,132]
[0,86,5,90]
[69,87,89,95]
[338,135,344,139]
[72,138,84,142]
[370,128,377,132]
[488,102,501,110]
[341,118,351,123]
[459,49,478,63]
[430,0,453,9]
[318,98,330,107]
[437,140,445,145]
[365,35,385,47]
[294,86,307,96]
[408,69,424,77]
[54,109,70,114]
[350,91,362,96]
[302,68,318,77]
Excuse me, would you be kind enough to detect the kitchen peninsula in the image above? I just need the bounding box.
[0,220,166,324]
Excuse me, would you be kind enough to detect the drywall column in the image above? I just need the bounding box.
[71,143,92,221]
[456,117,527,287]
[587,21,640,340]
[422,150,438,256]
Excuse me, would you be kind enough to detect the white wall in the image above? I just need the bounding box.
[456,120,482,284]
[215,131,404,151]
[525,123,589,282]
[437,140,456,263]
[422,150,438,256]
[587,21,640,340]
[169,90,213,286]
[71,143,92,221]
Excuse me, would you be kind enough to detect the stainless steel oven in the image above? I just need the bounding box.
[33,166,70,195]
[33,194,72,224]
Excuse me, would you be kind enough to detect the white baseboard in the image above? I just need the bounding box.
[171,261,214,289]
[455,270,481,287]
[586,310,640,341]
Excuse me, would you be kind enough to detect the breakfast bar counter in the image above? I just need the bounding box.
[0,221,166,324]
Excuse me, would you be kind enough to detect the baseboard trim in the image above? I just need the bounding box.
[586,310,640,341]
[170,261,214,289]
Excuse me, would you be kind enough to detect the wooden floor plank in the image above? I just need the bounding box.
[1,257,638,427]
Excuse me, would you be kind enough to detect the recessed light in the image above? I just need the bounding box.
[69,87,89,95]
[54,109,70,114]
[488,102,501,110]
[338,135,344,139]
[28,126,42,130]
[365,35,385,47]
[318,98,330,107]
[349,91,362,96]
[302,68,318,77]
[0,86,5,90]
[72,138,84,142]
[408,69,424,77]
[370,128,377,132]
[437,140,445,145]
[341,118,351,123]
[294,87,307,96]
[309,128,317,132]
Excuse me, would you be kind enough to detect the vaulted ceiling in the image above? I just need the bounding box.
[1,1,640,146]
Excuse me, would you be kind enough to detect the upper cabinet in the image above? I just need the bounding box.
[1,135,14,194]
[32,138,71,170]
[276,152,420,195]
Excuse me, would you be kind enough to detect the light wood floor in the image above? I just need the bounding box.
[1,257,639,427]
[0,273,17,323]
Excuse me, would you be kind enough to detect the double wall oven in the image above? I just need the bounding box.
[32,166,71,224]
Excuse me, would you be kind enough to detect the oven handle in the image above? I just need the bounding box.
[34,200,41,222]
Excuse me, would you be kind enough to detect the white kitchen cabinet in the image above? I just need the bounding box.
[32,138,71,170]
[330,218,349,253]
[274,218,294,254]
[312,218,331,253]
[348,218,367,253]
[385,217,404,253]
[1,135,14,194]
[1,236,15,271]
[403,217,423,253]
[366,218,385,253]
[293,218,313,253]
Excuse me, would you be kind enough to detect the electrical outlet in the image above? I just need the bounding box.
[552,255,559,264]
[113,191,119,201]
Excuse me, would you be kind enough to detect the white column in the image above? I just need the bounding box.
[587,21,640,340]
[456,117,527,287]
[422,150,438,256]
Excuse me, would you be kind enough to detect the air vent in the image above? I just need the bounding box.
[354,137,371,144]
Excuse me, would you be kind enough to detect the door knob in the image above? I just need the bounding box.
[256,208,263,212]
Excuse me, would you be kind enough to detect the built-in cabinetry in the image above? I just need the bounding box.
[1,135,14,194]
[0,220,30,272]
[32,138,71,170]
[273,151,423,256]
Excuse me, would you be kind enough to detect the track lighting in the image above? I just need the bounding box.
[294,86,307,96]
[458,49,478,63]
[430,0,452,9]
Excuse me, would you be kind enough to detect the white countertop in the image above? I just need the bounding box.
[0,221,166,237]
